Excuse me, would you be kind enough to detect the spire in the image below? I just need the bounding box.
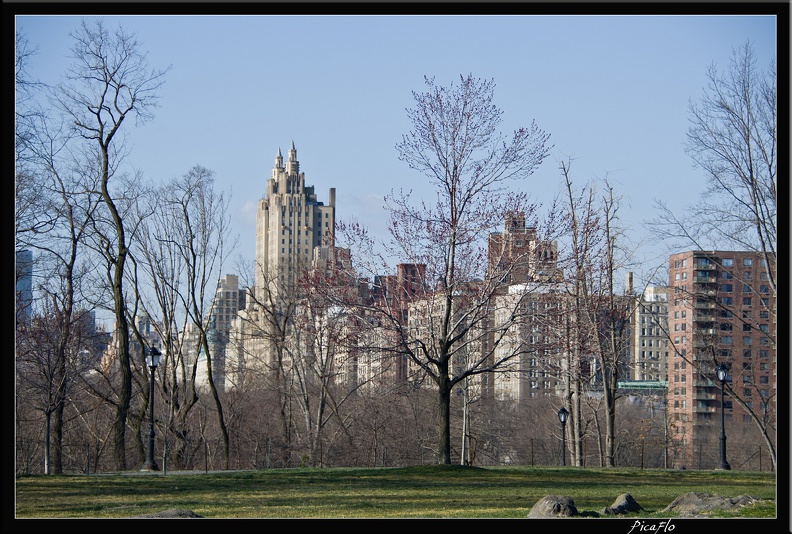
[286,141,299,176]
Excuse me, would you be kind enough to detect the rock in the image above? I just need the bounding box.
[661,492,759,516]
[130,508,204,518]
[601,493,644,515]
[527,495,579,518]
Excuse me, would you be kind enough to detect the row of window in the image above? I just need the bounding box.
[674,257,767,269]
[675,270,770,282]
[719,336,771,345]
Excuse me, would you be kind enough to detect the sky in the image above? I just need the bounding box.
[13,9,779,290]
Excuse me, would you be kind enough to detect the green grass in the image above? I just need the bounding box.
[14,465,777,519]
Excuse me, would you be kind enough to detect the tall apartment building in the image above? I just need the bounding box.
[212,274,246,336]
[630,285,669,382]
[492,282,568,401]
[667,250,776,469]
[228,143,342,388]
[255,141,336,297]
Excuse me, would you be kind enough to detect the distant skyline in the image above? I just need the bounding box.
[13,9,780,290]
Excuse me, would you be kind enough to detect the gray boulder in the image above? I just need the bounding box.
[527,495,579,518]
[661,492,759,516]
[601,493,644,515]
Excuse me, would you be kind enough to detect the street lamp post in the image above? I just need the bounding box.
[716,363,731,470]
[557,407,569,467]
[142,346,162,471]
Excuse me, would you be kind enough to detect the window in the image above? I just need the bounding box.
[759,350,768,359]
[743,349,752,359]
[675,260,681,268]
[743,284,751,293]
[682,259,688,267]
[722,258,734,267]
[760,272,768,280]
[743,323,752,331]
[720,284,733,292]
[721,297,733,305]
[743,336,752,345]
[721,336,732,344]
[742,362,752,371]
[760,376,769,384]
[720,323,732,331]
[760,311,769,319]
[759,324,769,333]
[743,258,753,266]
[760,285,769,294]
[744,388,752,397]
[743,297,752,306]
[721,271,733,279]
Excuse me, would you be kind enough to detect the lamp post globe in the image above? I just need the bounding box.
[557,407,568,466]
[142,346,162,471]
[716,363,731,470]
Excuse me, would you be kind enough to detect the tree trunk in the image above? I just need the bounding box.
[437,363,452,465]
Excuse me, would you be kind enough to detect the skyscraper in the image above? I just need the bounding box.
[228,143,340,387]
[255,142,336,297]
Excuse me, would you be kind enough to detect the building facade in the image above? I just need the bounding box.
[666,250,776,469]
[255,141,336,297]
[631,285,669,382]
[228,143,347,389]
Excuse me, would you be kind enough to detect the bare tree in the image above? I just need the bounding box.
[652,40,776,315]
[134,165,235,469]
[15,26,111,474]
[46,20,168,470]
[343,74,551,464]
[649,40,777,470]
[557,160,643,468]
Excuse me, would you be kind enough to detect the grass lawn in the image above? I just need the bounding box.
[14,465,778,520]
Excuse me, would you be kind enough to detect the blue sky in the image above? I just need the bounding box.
[15,12,778,287]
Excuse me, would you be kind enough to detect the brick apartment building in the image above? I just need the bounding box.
[666,250,776,469]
